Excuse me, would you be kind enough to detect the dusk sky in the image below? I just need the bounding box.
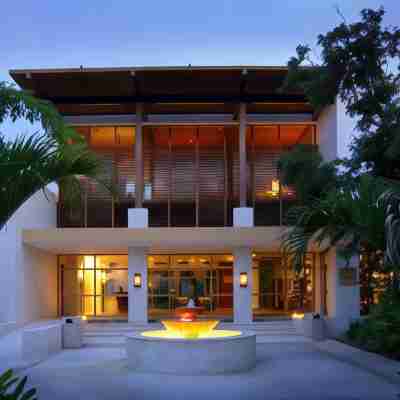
[1,0,399,152]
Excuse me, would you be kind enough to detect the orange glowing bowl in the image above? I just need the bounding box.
[161,320,219,339]
[175,307,204,321]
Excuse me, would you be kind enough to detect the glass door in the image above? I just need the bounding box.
[148,254,234,320]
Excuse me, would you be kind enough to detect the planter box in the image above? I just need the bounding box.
[0,322,17,337]
[22,324,62,364]
[62,316,83,349]
[293,314,326,341]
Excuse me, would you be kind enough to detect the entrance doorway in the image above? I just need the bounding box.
[148,255,234,320]
[59,252,316,320]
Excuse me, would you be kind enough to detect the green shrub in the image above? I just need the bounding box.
[0,369,37,400]
[346,290,400,359]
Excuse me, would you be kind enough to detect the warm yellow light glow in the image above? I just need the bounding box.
[305,268,310,275]
[307,284,312,293]
[265,178,280,197]
[84,255,95,269]
[101,271,107,284]
[271,178,280,194]
[141,330,242,339]
[227,255,234,262]
[141,320,241,339]
[292,312,305,320]
[134,273,142,288]
[81,315,87,321]
[162,320,219,339]
[78,270,84,281]
[240,272,248,287]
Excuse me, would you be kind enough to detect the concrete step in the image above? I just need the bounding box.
[82,320,302,347]
[82,333,307,347]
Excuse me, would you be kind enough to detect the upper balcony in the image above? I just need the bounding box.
[9,66,321,228]
[57,123,316,228]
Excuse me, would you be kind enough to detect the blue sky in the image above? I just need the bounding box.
[1,0,399,150]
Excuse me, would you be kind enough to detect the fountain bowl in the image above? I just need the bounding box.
[126,320,256,375]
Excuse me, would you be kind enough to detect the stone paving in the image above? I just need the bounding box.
[13,343,400,400]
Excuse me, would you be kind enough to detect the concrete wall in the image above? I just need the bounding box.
[324,248,360,337]
[318,102,338,162]
[318,99,357,161]
[0,189,58,325]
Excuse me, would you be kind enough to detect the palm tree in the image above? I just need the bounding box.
[0,81,103,229]
[379,188,400,266]
[282,175,387,313]
[282,174,386,267]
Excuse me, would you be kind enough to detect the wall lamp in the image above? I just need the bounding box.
[240,272,248,288]
[133,273,142,288]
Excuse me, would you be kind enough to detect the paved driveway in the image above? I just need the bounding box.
[21,343,399,400]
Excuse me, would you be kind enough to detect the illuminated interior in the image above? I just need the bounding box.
[60,124,316,228]
[60,253,316,318]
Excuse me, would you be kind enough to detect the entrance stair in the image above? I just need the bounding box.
[82,320,307,347]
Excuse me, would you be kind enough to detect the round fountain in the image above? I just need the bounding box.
[126,300,256,374]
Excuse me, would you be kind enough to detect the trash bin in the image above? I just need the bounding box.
[303,313,325,341]
[62,316,83,348]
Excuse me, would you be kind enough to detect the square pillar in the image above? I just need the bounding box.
[324,248,360,336]
[128,247,148,323]
[239,102,247,207]
[233,207,254,227]
[233,247,253,324]
[135,102,144,208]
[128,208,148,228]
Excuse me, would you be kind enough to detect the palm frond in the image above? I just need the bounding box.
[282,175,386,271]
[378,187,400,266]
[0,82,82,144]
[0,134,103,230]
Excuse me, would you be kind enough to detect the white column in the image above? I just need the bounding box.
[325,247,360,336]
[128,247,148,323]
[128,208,148,228]
[135,102,144,208]
[233,247,253,324]
[239,102,247,207]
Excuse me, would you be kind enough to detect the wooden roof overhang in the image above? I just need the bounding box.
[10,66,315,116]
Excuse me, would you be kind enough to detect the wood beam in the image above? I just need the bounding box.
[239,103,247,207]
[135,102,144,208]
[45,94,309,104]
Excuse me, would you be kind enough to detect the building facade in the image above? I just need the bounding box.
[1,66,359,336]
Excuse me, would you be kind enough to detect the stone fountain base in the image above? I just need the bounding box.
[126,332,256,375]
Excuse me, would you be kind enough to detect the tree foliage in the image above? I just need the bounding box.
[278,144,338,203]
[0,133,100,230]
[378,187,400,267]
[0,82,109,229]
[0,369,36,400]
[0,81,81,144]
[282,7,400,179]
[282,175,387,269]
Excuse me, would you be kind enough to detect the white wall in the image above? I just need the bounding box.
[128,247,148,323]
[325,248,360,337]
[0,189,58,325]
[318,99,358,161]
[318,102,338,162]
[233,247,253,324]
[337,99,357,159]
